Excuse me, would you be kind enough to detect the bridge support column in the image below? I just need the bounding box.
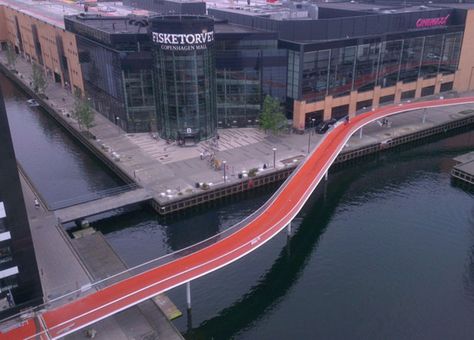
[186,281,192,310]
[359,127,363,139]
[287,221,292,236]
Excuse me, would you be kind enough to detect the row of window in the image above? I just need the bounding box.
[289,32,463,101]
[305,82,454,124]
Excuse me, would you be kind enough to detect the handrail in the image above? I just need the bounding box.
[48,184,138,211]
[2,97,474,340]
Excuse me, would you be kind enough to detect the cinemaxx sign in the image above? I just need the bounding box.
[415,14,450,28]
[152,31,214,51]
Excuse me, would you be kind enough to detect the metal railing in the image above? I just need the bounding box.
[48,183,139,211]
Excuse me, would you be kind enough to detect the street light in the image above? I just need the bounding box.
[272,147,277,168]
[222,160,227,183]
[307,118,316,154]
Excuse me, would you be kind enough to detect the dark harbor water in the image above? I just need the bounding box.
[99,130,474,339]
[2,71,474,339]
[0,73,123,206]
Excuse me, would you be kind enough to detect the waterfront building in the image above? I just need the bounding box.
[209,3,471,129]
[0,86,42,319]
[1,0,474,136]
[150,15,217,142]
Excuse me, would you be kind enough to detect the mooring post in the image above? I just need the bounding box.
[186,281,191,310]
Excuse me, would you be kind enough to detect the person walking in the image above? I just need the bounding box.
[34,198,40,209]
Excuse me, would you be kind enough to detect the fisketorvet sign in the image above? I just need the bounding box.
[152,31,214,51]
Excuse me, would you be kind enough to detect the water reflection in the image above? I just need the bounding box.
[184,174,352,340]
[0,73,123,206]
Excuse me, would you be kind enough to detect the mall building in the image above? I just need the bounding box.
[1,0,474,140]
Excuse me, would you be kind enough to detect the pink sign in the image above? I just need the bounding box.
[416,14,450,28]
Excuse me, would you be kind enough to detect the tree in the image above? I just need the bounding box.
[72,89,94,132]
[6,44,17,70]
[259,95,287,134]
[32,63,47,94]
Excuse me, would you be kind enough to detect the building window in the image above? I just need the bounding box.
[378,40,403,88]
[421,85,435,97]
[401,90,416,100]
[328,46,355,98]
[354,42,379,93]
[399,37,424,84]
[305,110,324,126]
[379,94,395,105]
[287,50,300,99]
[331,104,349,120]
[440,82,453,92]
[0,246,12,264]
[356,99,372,111]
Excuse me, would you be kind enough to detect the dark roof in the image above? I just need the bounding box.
[214,22,267,34]
[66,14,151,35]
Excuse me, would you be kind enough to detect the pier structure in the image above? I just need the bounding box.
[452,152,474,186]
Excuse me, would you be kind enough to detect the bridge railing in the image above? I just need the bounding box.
[9,100,440,325]
[48,183,139,211]
[5,98,471,335]
[5,107,389,331]
[0,118,339,330]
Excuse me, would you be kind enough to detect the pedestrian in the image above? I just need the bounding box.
[200,152,203,160]
[34,198,39,209]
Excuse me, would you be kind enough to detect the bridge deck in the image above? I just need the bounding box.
[3,97,474,339]
[54,188,151,223]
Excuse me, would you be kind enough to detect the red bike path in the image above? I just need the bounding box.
[3,96,474,339]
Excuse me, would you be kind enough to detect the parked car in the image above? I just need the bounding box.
[315,118,337,134]
[26,99,39,107]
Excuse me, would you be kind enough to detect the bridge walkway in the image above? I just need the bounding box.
[54,188,151,223]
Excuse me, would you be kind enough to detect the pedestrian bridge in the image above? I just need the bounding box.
[54,188,151,223]
[3,97,474,339]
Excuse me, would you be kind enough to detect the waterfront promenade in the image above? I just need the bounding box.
[17,170,180,339]
[2,50,474,217]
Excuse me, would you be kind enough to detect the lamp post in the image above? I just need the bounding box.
[307,118,315,154]
[223,160,227,183]
[272,147,277,169]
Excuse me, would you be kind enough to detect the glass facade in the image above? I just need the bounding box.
[216,37,286,127]
[76,34,156,133]
[123,69,156,132]
[299,31,463,101]
[77,36,127,126]
[151,16,217,142]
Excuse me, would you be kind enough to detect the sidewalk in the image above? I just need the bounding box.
[2,51,474,207]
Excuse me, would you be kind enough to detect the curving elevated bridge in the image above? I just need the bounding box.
[3,96,474,339]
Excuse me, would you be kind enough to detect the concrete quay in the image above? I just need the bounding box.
[1,52,474,217]
[71,231,183,340]
[17,167,183,339]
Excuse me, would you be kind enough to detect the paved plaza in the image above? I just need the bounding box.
[2,51,474,202]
